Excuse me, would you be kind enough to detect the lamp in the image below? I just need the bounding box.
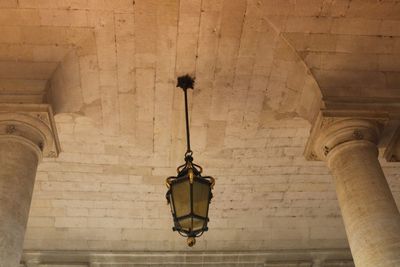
[165,75,215,247]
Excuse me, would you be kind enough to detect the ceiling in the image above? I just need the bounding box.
[1,0,400,265]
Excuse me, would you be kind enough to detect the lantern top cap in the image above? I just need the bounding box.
[177,74,195,90]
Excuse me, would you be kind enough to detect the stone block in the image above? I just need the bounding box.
[294,0,324,16]
[88,0,134,12]
[346,0,400,20]
[336,35,395,54]
[378,55,400,72]
[39,10,88,27]
[0,61,57,80]
[0,26,22,44]
[285,17,332,34]
[331,18,381,35]
[0,0,17,7]
[87,217,142,228]
[381,20,400,36]
[0,9,40,26]
[27,217,55,227]
[263,0,295,16]
[55,217,87,228]
[66,208,89,217]
[320,53,378,71]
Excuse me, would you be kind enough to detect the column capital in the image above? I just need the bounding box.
[0,104,60,160]
[304,110,387,161]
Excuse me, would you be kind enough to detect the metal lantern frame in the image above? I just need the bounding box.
[165,75,215,247]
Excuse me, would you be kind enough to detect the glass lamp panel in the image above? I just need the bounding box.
[178,217,205,232]
[192,217,205,231]
[178,217,192,231]
[168,193,175,214]
[193,180,210,217]
[171,179,191,218]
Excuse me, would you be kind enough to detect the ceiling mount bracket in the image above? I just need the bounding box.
[177,74,195,91]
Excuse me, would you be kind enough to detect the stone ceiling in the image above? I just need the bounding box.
[1,0,400,265]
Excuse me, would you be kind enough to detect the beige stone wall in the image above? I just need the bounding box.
[22,114,400,251]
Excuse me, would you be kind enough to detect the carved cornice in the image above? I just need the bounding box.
[304,109,388,161]
[0,104,60,159]
[322,96,400,115]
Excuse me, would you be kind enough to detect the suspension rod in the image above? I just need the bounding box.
[183,88,191,153]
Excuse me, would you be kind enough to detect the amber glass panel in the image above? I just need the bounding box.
[178,217,192,231]
[171,179,190,218]
[178,217,205,231]
[168,193,175,214]
[192,217,205,230]
[193,180,210,217]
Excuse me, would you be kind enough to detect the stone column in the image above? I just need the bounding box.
[0,104,60,267]
[305,115,400,267]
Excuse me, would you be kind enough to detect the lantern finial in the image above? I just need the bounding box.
[187,237,196,247]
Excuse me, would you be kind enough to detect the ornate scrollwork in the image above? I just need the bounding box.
[323,146,330,156]
[46,151,57,158]
[353,129,364,140]
[6,125,16,134]
[320,117,336,130]
[36,113,49,125]
[309,152,318,160]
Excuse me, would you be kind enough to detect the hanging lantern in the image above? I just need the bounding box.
[165,75,215,247]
